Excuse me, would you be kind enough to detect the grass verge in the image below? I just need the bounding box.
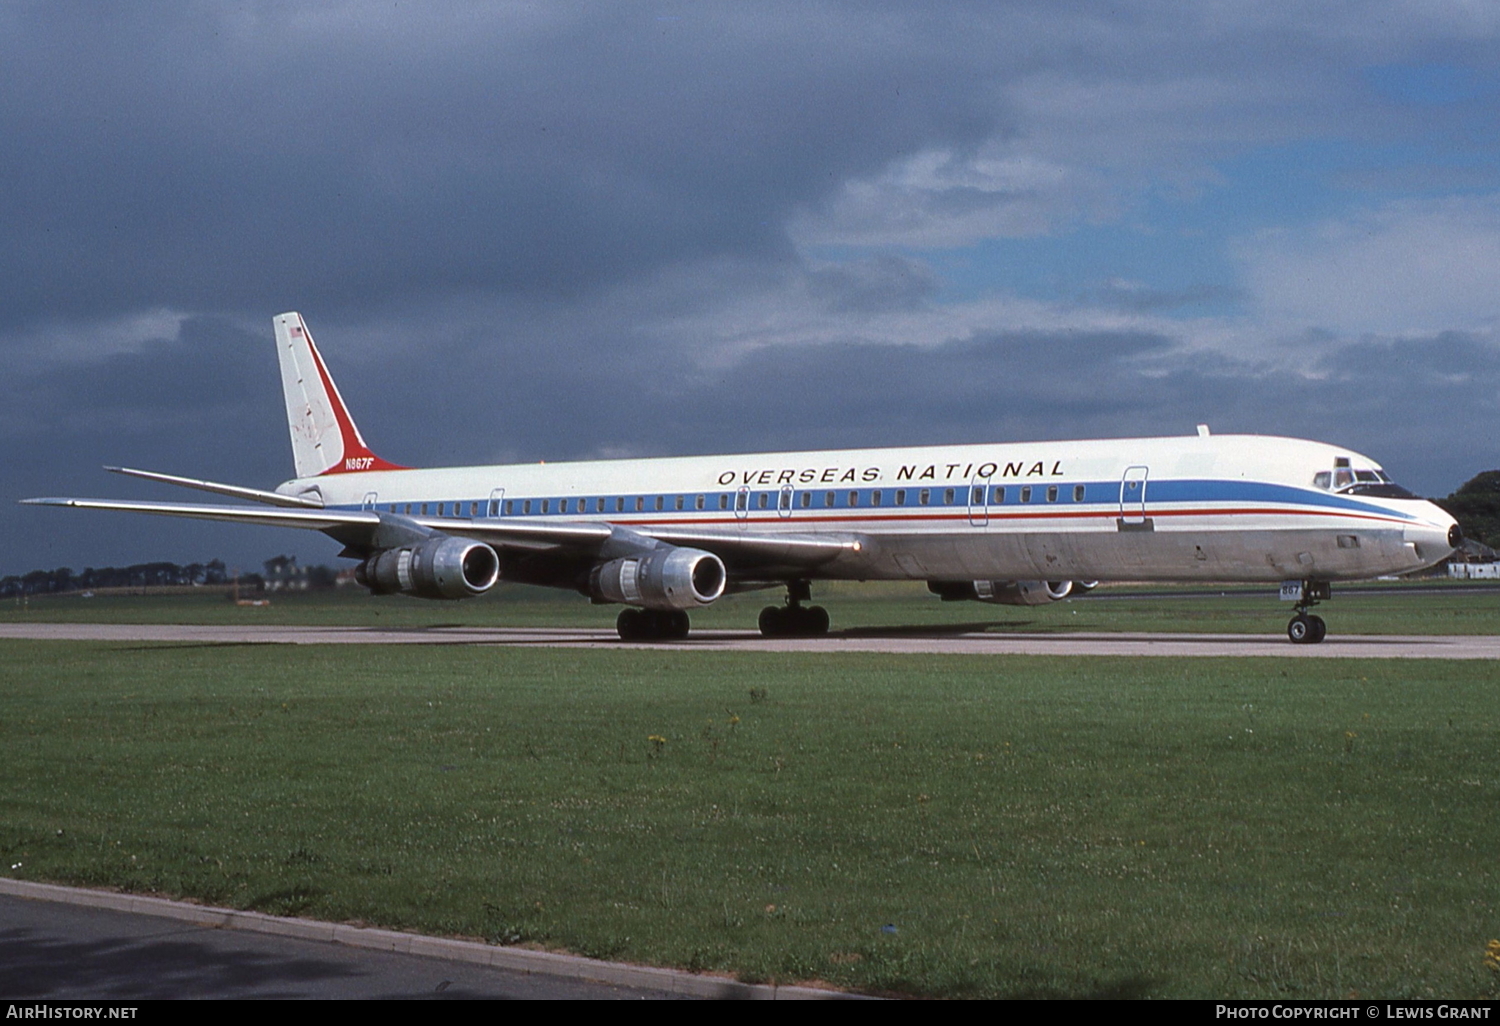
[3,640,1498,998]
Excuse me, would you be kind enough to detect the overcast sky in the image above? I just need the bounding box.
[4,2,1499,575]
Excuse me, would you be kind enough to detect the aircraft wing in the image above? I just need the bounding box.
[21,498,859,570]
[638,525,862,569]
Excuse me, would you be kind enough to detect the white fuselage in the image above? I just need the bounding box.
[278,433,1458,584]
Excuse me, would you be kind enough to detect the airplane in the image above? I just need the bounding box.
[24,312,1463,644]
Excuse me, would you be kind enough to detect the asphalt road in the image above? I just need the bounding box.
[0,892,681,1000]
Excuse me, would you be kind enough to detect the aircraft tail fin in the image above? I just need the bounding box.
[273,312,408,478]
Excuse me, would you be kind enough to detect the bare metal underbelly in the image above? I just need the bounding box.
[820,526,1416,583]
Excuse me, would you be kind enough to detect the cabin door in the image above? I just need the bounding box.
[1119,466,1149,528]
[967,473,990,526]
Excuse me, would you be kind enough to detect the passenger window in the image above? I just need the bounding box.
[971,487,983,505]
[522,500,531,515]
[720,494,730,510]
[1020,487,1032,503]
[541,499,550,514]
[800,491,811,508]
[502,501,512,515]
[635,497,644,512]
[654,496,663,511]
[896,489,906,505]
[871,490,881,506]
[992,486,1005,504]
[919,489,930,505]
[1046,485,1058,502]
[849,491,859,507]
[944,488,955,505]
[695,495,705,510]
[1073,485,1085,502]
[758,493,768,509]
[675,496,684,510]
[596,498,606,512]
[615,497,624,512]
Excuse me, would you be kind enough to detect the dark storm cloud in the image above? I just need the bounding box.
[808,256,939,314]
[5,3,1499,575]
[0,3,1006,329]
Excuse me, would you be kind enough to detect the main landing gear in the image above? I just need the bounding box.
[1285,580,1331,645]
[617,607,690,641]
[759,580,830,637]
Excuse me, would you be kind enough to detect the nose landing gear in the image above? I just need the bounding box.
[1283,580,1331,644]
[759,579,831,637]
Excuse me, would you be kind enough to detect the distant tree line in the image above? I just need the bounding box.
[1435,471,1500,554]
[0,556,340,598]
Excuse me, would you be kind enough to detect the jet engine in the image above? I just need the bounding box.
[355,535,501,599]
[928,579,1079,606]
[590,545,727,610]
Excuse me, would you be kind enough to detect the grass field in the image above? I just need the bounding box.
[4,577,1500,636]
[4,637,1499,998]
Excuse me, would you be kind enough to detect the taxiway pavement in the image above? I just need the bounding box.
[2,622,1497,658]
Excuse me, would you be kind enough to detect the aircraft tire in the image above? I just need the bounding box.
[618,608,692,641]
[1307,614,1326,643]
[1287,614,1312,644]
[759,605,785,636]
[805,605,830,635]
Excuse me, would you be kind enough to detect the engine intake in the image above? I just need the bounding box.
[356,536,501,599]
[591,546,727,610]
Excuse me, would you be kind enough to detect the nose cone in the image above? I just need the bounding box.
[1403,502,1461,568]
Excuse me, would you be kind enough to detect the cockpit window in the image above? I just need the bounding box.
[1314,466,1417,498]
[1344,481,1418,498]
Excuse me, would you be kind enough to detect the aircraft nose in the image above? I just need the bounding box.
[1404,502,1461,565]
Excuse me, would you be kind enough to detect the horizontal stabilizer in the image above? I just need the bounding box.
[20,497,375,532]
[105,466,324,508]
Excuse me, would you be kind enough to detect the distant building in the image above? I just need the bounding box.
[1449,561,1500,580]
[263,555,310,592]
